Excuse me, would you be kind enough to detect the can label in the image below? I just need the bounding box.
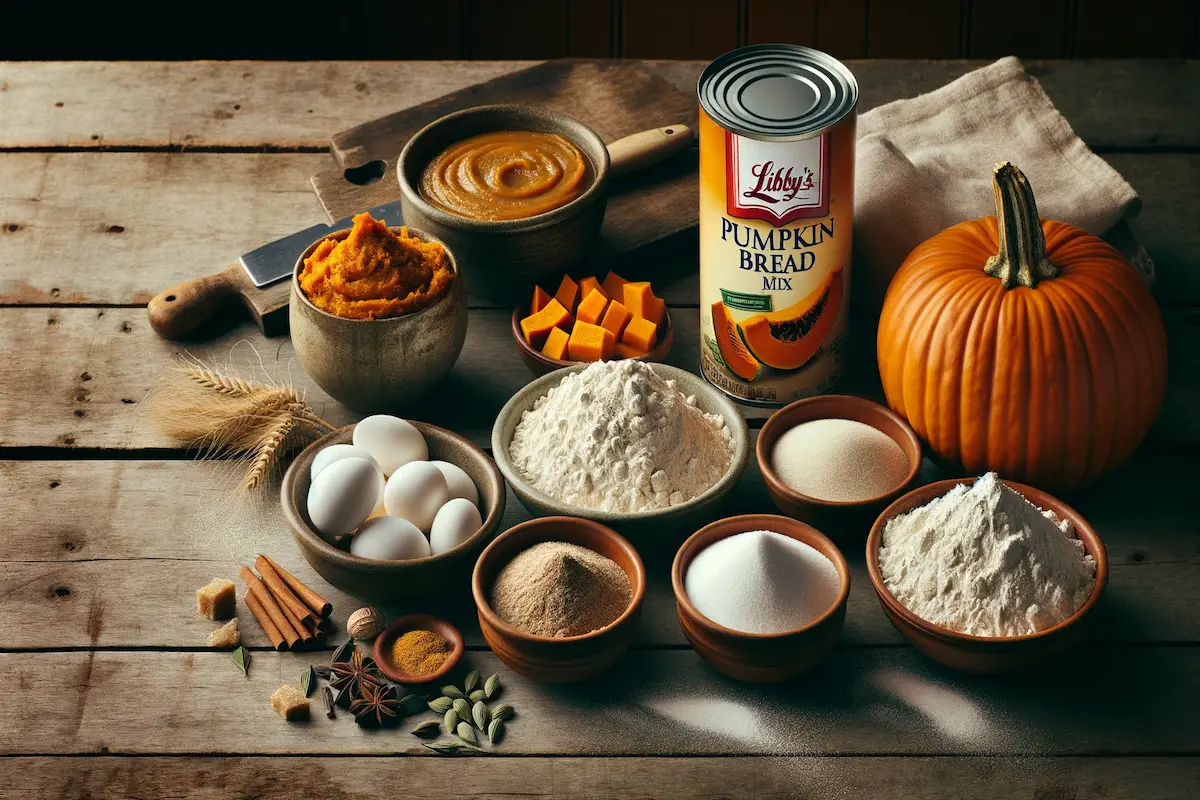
[699,110,853,405]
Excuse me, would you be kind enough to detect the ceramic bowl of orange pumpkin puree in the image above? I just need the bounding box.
[290,213,467,413]
[398,104,612,303]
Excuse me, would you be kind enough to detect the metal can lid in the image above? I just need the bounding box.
[698,44,858,141]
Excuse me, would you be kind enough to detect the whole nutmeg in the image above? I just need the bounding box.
[346,607,386,641]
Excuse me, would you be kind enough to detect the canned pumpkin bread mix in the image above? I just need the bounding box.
[698,44,858,405]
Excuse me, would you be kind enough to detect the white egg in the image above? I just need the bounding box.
[350,516,431,561]
[430,460,480,506]
[311,443,379,479]
[429,497,483,555]
[383,461,448,532]
[306,457,384,542]
[352,415,428,475]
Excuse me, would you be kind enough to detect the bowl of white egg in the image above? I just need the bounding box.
[281,415,506,604]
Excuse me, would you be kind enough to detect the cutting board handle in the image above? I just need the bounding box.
[607,124,694,179]
[147,263,243,340]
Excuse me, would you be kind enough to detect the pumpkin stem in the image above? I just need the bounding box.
[984,162,1059,289]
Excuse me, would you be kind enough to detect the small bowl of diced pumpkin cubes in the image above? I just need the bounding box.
[511,271,673,376]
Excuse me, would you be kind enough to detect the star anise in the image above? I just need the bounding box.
[329,647,381,704]
[350,681,399,728]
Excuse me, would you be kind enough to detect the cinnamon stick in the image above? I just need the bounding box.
[243,590,287,651]
[255,555,317,628]
[278,591,316,646]
[259,554,332,617]
[240,566,303,649]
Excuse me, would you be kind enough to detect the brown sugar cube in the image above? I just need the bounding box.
[206,618,240,649]
[270,685,310,721]
[196,578,236,620]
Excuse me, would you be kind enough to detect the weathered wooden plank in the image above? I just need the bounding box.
[2,156,1195,311]
[1,61,1197,150]
[3,445,1192,650]
[1,647,1195,755]
[0,307,1196,451]
[6,755,1197,799]
[0,448,1195,650]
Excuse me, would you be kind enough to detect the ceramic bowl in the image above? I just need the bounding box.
[280,422,505,605]
[397,104,610,303]
[511,306,675,377]
[757,395,922,538]
[471,516,646,683]
[289,225,467,414]
[372,614,465,685]
[491,363,751,542]
[672,514,850,682]
[866,477,1109,674]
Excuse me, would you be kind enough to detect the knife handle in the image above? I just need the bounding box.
[147,263,243,340]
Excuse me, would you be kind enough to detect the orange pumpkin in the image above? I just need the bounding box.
[877,163,1168,491]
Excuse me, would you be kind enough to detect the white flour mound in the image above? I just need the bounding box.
[509,361,735,512]
[878,472,1096,637]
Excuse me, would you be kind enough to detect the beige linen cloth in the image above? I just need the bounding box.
[854,56,1149,307]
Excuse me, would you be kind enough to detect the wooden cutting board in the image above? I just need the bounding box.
[311,60,699,262]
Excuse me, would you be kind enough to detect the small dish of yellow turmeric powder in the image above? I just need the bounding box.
[298,212,455,320]
[372,614,464,684]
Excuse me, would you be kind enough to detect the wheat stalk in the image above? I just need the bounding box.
[143,358,340,492]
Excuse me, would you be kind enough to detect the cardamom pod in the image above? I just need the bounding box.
[484,674,501,699]
[231,646,250,676]
[410,720,441,738]
[464,669,480,693]
[423,739,480,755]
[300,665,318,697]
[452,697,472,722]
[472,700,488,730]
[442,685,466,700]
[490,703,514,722]
[443,708,459,733]
[488,718,504,745]
[456,721,478,747]
[468,689,486,703]
[428,696,454,714]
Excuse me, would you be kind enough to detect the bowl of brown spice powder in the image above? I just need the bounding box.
[471,516,646,683]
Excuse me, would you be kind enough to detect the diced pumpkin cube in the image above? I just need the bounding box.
[599,300,632,339]
[576,288,609,325]
[621,315,658,352]
[614,341,648,360]
[531,285,552,314]
[520,298,572,346]
[568,321,616,362]
[578,276,606,300]
[541,326,570,361]
[601,272,629,300]
[623,281,665,325]
[554,275,580,314]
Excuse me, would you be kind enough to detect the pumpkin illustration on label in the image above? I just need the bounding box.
[738,268,843,371]
[711,301,762,381]
[878,162,1168,491]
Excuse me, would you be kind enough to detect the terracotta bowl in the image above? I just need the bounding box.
[281,422,505,605]
[672,514,850,682]
[757,395,922,538]
[866,477,1109,674]
[491,363,750,543]
[289,226,467,414]
[471,516,646,683]
[373,614,465,685]
[510,306,675,377]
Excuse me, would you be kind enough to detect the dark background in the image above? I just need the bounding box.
[6,0,1198,60]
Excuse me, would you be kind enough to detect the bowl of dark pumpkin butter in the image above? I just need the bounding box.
[397,104,690,302]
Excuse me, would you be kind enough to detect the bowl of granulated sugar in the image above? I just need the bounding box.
[757,395,922,536]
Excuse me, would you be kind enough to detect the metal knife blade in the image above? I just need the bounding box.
[238,200,405,288]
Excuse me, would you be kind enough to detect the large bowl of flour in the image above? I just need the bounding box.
[492,362,750,540]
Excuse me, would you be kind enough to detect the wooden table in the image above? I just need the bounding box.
[0,59,1197,798]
